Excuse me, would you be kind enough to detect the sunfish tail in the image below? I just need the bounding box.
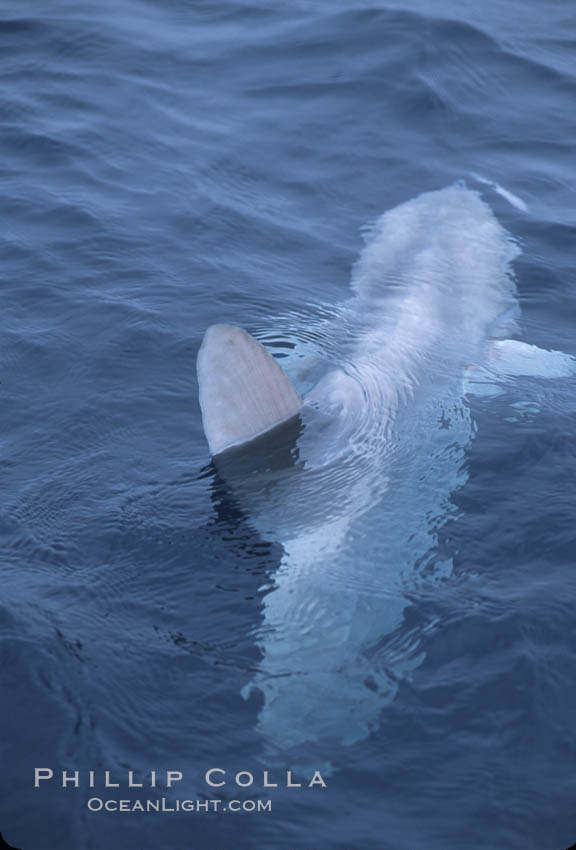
[196,324,303,456]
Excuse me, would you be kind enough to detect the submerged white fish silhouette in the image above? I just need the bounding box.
[197,185,575,753]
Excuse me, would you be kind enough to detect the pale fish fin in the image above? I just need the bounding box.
[464,339,576,397]
[489,339,576,378]
[470,173,528,212]
[197,324,303,456]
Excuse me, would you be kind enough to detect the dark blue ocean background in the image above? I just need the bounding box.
[2,1,576,848]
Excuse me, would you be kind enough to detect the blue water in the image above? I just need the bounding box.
[2,1,576,848]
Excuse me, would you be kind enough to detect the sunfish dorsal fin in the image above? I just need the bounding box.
[197,324,303,456]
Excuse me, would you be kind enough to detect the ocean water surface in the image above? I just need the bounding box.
[2,1,576,848]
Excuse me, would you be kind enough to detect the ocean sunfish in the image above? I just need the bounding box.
[196,185,575,753]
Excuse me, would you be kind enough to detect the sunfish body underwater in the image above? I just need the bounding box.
[196,185,575,755]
